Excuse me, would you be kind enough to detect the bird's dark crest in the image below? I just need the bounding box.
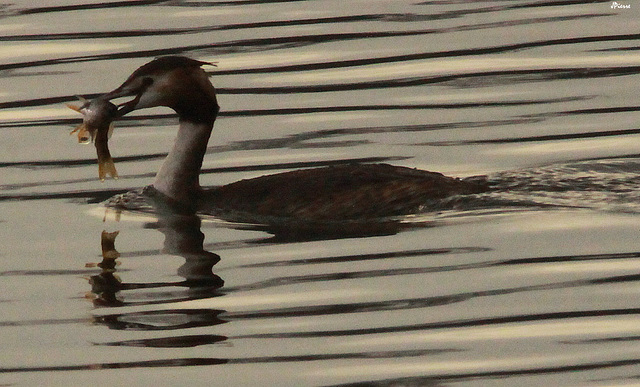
[128,56,215,79]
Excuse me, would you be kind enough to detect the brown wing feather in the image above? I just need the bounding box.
[208,164,487,220]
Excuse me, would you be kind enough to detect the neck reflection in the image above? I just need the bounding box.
[87,209,224,308]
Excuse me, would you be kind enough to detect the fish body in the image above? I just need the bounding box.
[68,97,119,181]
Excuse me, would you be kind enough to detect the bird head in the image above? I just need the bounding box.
[102,56,219,122]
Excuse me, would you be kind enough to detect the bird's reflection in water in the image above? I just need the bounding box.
[86,230,123,307]
[87,214,224,308]
[86,205,227,348]
[84,188,436,350]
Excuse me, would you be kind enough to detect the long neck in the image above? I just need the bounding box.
[153,118,214,206]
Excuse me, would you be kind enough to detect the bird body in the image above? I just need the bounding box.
[207,163,486,221]
[97,56,488,221]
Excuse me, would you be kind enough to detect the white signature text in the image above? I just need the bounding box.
[611,1,631,8]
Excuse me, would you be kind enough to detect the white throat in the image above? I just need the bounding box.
[153,119,213,205]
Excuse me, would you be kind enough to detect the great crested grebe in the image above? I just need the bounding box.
[101,56,488,221]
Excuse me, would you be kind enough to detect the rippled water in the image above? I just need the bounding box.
[2,1,640,385]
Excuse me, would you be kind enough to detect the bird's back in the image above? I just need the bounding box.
[206,163,488,221]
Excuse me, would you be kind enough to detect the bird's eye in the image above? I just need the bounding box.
[142,77,154,86]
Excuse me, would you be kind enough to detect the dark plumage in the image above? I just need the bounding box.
[207,163,488,221]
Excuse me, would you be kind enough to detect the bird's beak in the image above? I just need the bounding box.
[102,75,156,117]
[101,85,143,118]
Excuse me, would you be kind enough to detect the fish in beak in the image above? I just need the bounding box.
[67,97,119,181]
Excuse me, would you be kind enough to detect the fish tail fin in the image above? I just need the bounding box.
[98,158,119,181]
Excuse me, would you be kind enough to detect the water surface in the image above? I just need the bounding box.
[2,1,640,385]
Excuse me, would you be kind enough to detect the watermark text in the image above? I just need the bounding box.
[611,1,630,9]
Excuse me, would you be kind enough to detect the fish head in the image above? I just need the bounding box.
[68,97,117,126]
